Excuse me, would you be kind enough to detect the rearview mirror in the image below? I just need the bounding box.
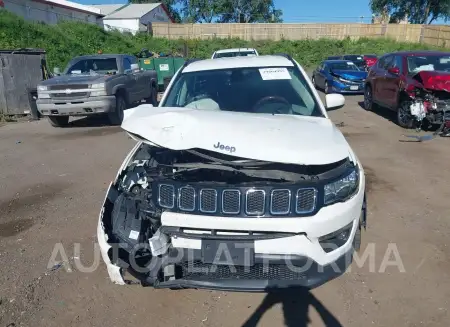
[325,93,345,110]
[388,67,400,75]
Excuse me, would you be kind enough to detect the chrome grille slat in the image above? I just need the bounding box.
[178,186,196,211]
[245,189,266,216]
[158,184,175,209]
[270,189,291,215]
[222,189,241,214]
[199,189,217,213]
[296,188,317,214]
[157,184,317,217]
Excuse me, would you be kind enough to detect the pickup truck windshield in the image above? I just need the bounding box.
[66,58,118,75]
[163,66,324,117]
[214,51,256,58]
[407,55,450,74]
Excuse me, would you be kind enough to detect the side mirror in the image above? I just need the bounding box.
[388,67,400,75]
[325,93,345,110]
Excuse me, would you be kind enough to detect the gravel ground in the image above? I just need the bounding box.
[0,93,449,327]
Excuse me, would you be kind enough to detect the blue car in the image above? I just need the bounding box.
[312,60,368,94]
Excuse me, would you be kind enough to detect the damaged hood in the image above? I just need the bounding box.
[413,70,450,92]
[331,70,367,81]
[121,105,351,165]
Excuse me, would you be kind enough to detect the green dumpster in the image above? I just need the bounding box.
[138,57,155,71]
[153,57,175,91]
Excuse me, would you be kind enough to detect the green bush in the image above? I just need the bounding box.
[0,10,447,70]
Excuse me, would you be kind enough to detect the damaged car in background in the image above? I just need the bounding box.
[364,51,450,136]
[98,54,366,291]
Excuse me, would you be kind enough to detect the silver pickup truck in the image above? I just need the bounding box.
[36,54,157,127]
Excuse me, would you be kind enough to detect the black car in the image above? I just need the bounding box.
[342,55,366,70]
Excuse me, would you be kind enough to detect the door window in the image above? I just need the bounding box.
[381,55,394,70]
[123,58,132,71]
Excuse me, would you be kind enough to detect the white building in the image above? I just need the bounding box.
[2,0,104,25]
[93,3,173,35]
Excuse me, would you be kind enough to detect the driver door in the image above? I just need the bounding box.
[123,57,138,103]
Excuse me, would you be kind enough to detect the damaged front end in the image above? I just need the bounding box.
[98,142,362,290]
[405,71,450,136]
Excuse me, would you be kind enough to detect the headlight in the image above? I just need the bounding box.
[38,92,50,99]
[324,168,359,205]
[37,85,48,91]
[338,77,351,83]
[90,83,105,89]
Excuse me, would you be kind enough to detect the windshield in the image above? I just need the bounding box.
[407,55,450,74]
[329,62,360,71]
[65,58,118,75]
[163,66,323,117]
[214,51,256,58]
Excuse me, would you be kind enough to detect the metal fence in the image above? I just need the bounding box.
[151,23,450,47]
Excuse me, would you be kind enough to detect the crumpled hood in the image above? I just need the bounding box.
[121,105,351,166]
[413,70,450,92]
[331,70,367,81]
[40,74,110,86]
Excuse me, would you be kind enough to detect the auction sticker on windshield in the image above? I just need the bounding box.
[259,67,291,80]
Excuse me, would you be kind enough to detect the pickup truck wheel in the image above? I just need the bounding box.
[48,116,69,127]
[108,95,126,125]
[147,85,157,106]
[397,101,414,129]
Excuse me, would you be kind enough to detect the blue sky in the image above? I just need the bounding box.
[275,0,373,23]
[77,0,445,24]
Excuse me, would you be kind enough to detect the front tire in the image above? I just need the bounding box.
[397,100,414,129]
[324,81,329,94]
[48,116,69,127]
[312,75,317,89]
[364,85,376,111]
[147,85,157,106]
[108,94,126,125]
[353,223,362,252]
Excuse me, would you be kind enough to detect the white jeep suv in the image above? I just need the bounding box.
[98,54,366,291]
[211,48,259,59]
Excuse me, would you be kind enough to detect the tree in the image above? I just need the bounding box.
[129,0,182,23]
[217,0,283,23]
[180,0,282,23]
[370,0,450,24]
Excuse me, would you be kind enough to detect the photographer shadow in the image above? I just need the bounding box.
[242,288,343,327]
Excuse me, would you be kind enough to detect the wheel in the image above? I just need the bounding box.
[311,75,317,88]
[108,94,126,125]
[364,85,376,111]
[147,85,157,106]
[353,223,362,252]
[397,100,414,129]
[324,81,329,94]
[47,116,69,127]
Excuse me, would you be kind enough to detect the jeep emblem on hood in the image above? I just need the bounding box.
[213,141,236,154]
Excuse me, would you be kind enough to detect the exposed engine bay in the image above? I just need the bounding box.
[101,143,357,286]
[406,72,450,136]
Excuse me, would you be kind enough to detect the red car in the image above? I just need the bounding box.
[363,54,378,69]
[364,51,450,129]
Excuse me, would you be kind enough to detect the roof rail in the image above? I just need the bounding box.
[274,53,294,62]
[181,58,202,71]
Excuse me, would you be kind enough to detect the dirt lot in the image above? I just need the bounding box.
[1,94,450,327]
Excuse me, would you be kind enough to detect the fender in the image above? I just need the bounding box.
[112,84,127,95]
